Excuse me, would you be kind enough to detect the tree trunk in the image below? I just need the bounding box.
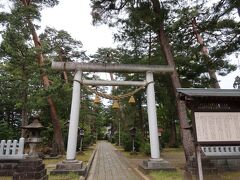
[21,65,28,137]
[192,17,220,88]
[47,96,65,154]
[20,0,65,154]
[158,23,194,162]
[136,94,145,137]
[168,119,177,147]
[148,30,152,60]
[150,0,195,163]
[59,48,68,84]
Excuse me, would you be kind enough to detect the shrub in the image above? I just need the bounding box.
[120,130,142,152]
[140,141,151,155]
[82,132,94,150]
[0,122,16,139]
[121,132,132,151]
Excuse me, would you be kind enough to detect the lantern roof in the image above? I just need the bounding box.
[22,117,44,129]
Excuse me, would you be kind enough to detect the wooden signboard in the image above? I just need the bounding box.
[194,112,240,145]
[177,88,240,180]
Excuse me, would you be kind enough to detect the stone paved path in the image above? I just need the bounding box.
[87,141,141,180]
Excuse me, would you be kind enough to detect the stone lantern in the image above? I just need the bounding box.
[129,127,136,154]
[129,127,136,137]
[158,128,164,150]
[79,128,84,152]
[22,116,43,158]
[14,117,47,180]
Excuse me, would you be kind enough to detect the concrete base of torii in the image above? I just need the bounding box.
[50,160,87,175]
[138,158,176,174]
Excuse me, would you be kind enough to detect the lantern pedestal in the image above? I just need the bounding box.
[13,158,47,180]
[129,127,137,155]
[139,158,176,173]
[50,160,86,175]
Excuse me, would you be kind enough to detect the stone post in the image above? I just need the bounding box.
[66,70,82,161]
[146,71,160,159]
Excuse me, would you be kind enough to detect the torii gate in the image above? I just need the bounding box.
[52,61,174,169]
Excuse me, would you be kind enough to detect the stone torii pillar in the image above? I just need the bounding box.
[66,70,82,161]
[146,71,160,159]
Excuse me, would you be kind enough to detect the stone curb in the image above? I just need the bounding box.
[79,146,97,180]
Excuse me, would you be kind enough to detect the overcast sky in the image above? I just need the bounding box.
[218,57,239,89]
[40,0,115,55]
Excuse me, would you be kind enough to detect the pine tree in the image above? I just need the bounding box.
[90,0,195,162]
[0,0,66,154]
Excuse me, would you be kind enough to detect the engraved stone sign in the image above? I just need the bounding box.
[194,112,240,143]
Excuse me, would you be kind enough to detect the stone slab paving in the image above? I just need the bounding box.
[87,141,141,180]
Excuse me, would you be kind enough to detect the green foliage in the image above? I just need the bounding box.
[120,132,132,151]
[82,131,95,149]
[170,1,239,86]
[88,0,239,152]
[140,141,151,156]
[49,173,79,180]
[120,130,142,152]
[41,123,54,146]
[40,27,88,62]
[150,170,183,180]
[91,0,239,89]
[90,48,122,64]
[0,0,239,154]
[82,136,93,150]
[0,0,52,140]
[0,121,17,139]
[0,1,87,149]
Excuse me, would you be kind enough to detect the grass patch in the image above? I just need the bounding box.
[149,170,184,180]
[113,144,149,159]
[220,171,240,179]
[0,176,12,180]
[48,172,79,180]
[44,156,65,166]
[76,145,95,165]
[44,144,96,179]
[162,147,184,152]
[121,150,148,159]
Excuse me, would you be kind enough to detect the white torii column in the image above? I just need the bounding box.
[146,71,160,159]
[66,70,82,161]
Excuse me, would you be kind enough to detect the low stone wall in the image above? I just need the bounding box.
[210,159,240,171]
[13,158,48,180]
[0,158,48,179]
[0,159,19,176]
[186,157,240,174]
